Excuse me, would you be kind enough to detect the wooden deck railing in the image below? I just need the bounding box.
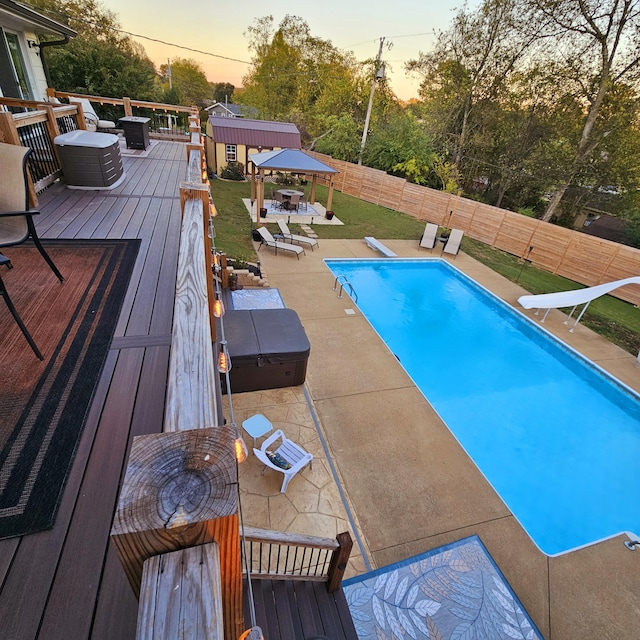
[242,528,353,592]
[0,92,200,196]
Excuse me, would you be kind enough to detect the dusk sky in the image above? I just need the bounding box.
[102,1,475,101]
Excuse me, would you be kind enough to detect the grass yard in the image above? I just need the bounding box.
[210,178,640,354]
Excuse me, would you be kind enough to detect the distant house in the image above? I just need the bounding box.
[0,0,76,101]
[204,102,258,119]
[582,213,627,244]
[205,116,301,176]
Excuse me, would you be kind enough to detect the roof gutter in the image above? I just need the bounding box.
[38,36,70,88]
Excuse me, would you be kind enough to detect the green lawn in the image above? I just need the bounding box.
[210,179,640,354]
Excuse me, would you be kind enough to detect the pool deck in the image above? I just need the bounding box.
[235,237,640,640]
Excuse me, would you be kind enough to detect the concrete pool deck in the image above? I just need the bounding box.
[232,238,640,639]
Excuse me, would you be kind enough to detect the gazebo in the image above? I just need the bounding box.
[248,149,339,225]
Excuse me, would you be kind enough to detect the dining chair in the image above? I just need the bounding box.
[0,142,64,282]
[288,194,301,211]
[0,253,43,359]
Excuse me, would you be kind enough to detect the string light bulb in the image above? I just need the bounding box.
[213,293,225,318]
[234,435,248,463]
[217,340,231,374]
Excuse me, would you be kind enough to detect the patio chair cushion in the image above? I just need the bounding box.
[266,451,291,469]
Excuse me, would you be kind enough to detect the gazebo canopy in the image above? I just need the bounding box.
[248,148,339,224]
[248,148,338,174]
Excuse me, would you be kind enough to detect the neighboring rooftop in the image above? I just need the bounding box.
[205,102,259,119]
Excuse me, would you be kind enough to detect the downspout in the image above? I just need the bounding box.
[38,36,69,88]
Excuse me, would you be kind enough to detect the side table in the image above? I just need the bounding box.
[242,414,273,448]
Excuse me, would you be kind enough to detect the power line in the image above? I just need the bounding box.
[23,3,252,65]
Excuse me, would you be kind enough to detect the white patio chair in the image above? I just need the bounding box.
[442,228,464,258]
[253,429,313,493]
[69,97,116,132]
[276,219,318,250]
[256,226,305,259]
[419,222,438,250]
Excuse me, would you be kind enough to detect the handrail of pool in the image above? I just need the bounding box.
[339,282,357,302]
[332,274,348,291]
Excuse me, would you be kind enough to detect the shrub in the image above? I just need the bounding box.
[220,162,245,180]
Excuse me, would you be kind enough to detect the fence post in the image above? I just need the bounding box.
[123,97,132,116]
[326,531,353,592]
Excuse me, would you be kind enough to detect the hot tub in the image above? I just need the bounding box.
[221,309,310,393]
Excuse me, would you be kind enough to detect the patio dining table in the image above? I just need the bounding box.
[277,189,304,210]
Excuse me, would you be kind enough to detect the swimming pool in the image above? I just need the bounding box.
[325,258,640,556]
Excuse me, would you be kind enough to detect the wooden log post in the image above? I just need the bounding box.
[111,427,243,640]
[326,531,353,592]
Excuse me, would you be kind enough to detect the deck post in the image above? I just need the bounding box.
[111,427,243,640]
[326,531,353,592]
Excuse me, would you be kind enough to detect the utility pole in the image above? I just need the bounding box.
[358,37,390,166]
[167,58,172,90]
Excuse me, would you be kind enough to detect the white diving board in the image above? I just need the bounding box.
[364,237,397,257]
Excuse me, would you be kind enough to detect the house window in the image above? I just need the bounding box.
[226,144,237,162]
[0,30,34,100]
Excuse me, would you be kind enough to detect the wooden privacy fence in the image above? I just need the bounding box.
[309,152,640,306]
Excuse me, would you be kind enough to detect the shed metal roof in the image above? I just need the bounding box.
[249,148,338,174]
[208,117,301,148]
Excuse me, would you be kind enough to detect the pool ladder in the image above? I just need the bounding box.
[332,275,358,302]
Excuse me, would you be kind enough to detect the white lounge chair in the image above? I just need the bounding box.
[69,97,116,132]
[277,219,318,250]
[442,229,464,257]
[253,429,313,493]
[419,222,439,250]
[256,226,305,259]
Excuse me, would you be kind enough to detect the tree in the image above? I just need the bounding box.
[313,114,361,162]
[362,113,438,185]
[406,0,546,169]
[240,15,370,147]
[30,0,158,100]
[159,58,211,108]
[211,82,235,103]
[533,0,640,221]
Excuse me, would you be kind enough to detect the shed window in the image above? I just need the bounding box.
[225,144,237,162]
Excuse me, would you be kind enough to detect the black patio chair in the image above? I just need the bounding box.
[0,142,63,282]
[0,253,43,359]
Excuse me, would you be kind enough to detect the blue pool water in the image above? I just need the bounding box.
[326,258,640,556]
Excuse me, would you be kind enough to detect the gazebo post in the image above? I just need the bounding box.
[250,163,256,204]
[310,175,317,205]
[256,169,264,226]
[326,176,335,212]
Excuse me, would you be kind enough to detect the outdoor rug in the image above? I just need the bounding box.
[0,239,139,540]
[343,535,543,640]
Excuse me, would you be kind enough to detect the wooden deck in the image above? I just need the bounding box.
[0,139,186,640]
[0,137,359,640]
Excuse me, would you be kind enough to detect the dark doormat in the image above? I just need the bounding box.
[0,239,139,540]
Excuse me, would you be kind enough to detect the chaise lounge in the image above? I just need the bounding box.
[256,226,305,259]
